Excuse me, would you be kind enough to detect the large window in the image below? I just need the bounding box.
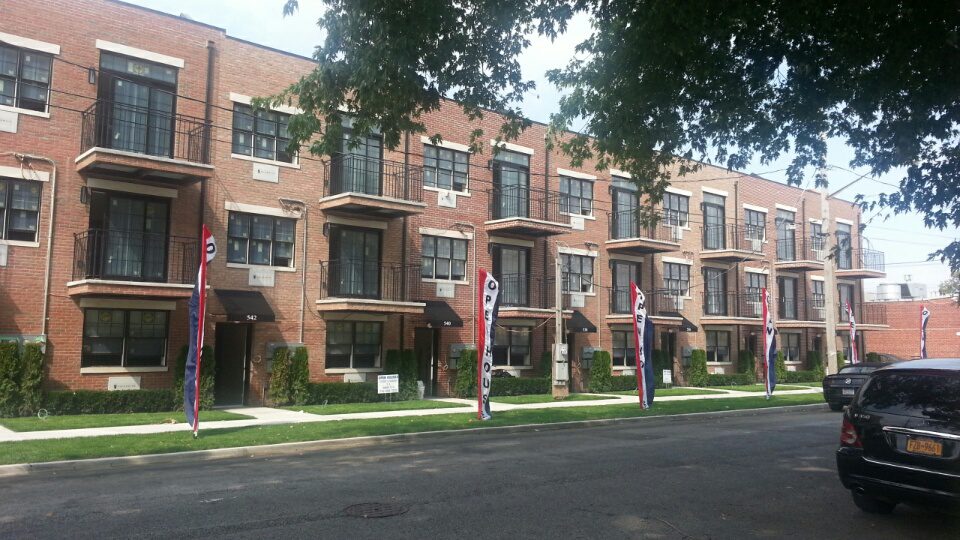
[326,321,382,369]
[612,330,636,367]
[0,45,52,113]
[776,209,797,261]
[706,330,730,363]
[98,52,177,158]
[492,149,530,219]
[663,262,690,296]
[663,192,689,227]
[493,326,531,366]
[782,332,801,362]
[82,309,168,367]
[838,284,855,321]
[232,104,294,163]
[704,267,727,315]
[745,272,767,317]
[559,176,593,216]
[227,212,295,267]
[703,192,726,250]
[561,253,594,293]
[611,260,640,313]
[421,235,467,281]
[0,178,41,242]
[423,145,468,192]
[778,276,798,319]
[836,222,853,269]
[812,280,825,318]
[745,209,766,241]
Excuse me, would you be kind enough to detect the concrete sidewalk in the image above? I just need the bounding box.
[0,387,822,443]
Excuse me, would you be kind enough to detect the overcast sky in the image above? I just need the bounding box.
[127,0,956,294]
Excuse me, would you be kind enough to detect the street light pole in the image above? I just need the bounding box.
[553,252,567,399]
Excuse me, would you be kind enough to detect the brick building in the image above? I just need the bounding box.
[868,297,959,359]
[0,0,889,403]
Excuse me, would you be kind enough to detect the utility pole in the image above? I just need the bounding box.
[821,187,839,375]
[552,253,568,399]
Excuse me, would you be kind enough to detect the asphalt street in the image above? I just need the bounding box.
[1,407,956,539]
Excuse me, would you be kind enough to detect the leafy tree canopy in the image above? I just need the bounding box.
[939,273,960,297]
[279,0,960,270]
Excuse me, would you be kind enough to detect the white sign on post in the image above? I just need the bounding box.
[377,374,399,394]
[662,370,672,385]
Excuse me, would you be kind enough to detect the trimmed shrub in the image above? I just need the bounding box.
[20,343,44,415]
[454,349,478,398]
[737,349,755,375]
[808,350,825,382]
[589,350,613,392]
[775,351,787,384]
[687,349,709,387]
[0,342,20,417]
[652,349,671,386]
[269,346,293,405]
[44,389,176,415]
[304,382,380,404]
[174,344,216,411]
[490,377,550,396]
[290,347,310,405]
[705,373,756,386]
[780,370,818,383]
[609,375,639,391]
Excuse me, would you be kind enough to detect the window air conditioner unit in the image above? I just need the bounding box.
[749,237,763,252]
[813,248,826,261]
[670,225,683,242]
[748,301,763,317]
[814,306,826,320]
[668,295,685,311]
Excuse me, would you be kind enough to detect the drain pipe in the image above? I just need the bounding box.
[279,198,308,343]
[454,222,478,343]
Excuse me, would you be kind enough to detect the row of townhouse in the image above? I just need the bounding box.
[0,0,887,404]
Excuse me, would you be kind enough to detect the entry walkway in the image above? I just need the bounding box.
[0,387,822,443]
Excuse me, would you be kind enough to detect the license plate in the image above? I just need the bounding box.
[842,388,855,396]
[906,437,943,457]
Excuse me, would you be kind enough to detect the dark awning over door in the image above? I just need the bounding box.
[425,300,463,328]
[567,310,597,333]
[214,289,276,322]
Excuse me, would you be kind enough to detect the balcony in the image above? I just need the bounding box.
[836,247,886,279]
[775,236,826,271]
[76,100,213,183]
[840,301,888,328]
[606,211,681,255]
[485,186,572,237]
[776,297,827,328]
[67,229,198,297]
[316,260,424,314]
[495,274,573,318]
[318,154,426,218]
[700,292,764,325]
[607,287,684,327]
[699,224,766,262]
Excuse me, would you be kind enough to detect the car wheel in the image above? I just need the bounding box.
[852,490,897,514]
[828,402,844,412]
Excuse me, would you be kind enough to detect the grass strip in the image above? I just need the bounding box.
[707,384,811,392]
[0,411,252,433]
[0,394,824,466]
[490,394,618,404]
[283,400,467,415]
[605,388,726,397]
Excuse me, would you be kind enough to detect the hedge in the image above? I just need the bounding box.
[21,343,44,415]
[290,347,311,405]
[652,349,671,386]
[43,389,177,415]
[687,349,709,387]
[269,347,293,405]
[454,349,478,398]
[775,351,788,384]
[779,370,819,383]
[705,373,756,386]
[174,344,215,411]
[589,351,613,392]
[384,349,419,400]
[608,375,638,392]
[737,349,755,375]
[489,377,550,396]
[0,341,46,417]
[303,382,381,404]
[0,341,21,417]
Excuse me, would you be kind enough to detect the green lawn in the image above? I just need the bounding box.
[0,394,824,465]
[284,400,468,415]
[0,410,252,433]
[605,388,727,397]
[490,393,618,404]
[707,384,812,392]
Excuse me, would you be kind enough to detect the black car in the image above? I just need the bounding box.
[822,362,889,411]
[836,359,960,514]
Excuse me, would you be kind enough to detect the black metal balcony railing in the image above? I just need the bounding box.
[323,154,424,202]
[488,185,563,223]
[856,248,886,272]
[701,291,767,318]
[319,260,422,303]
[494,273,574,310]
[840,301,887,325]
[608,210,682,242]
[701,224,766,253]
[609,287,686,316]
[776,235,827,262]
[73,229,198,284]
[79,100,211,164]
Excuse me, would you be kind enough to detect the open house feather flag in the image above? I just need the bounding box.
[630,283,655,409]
[846,302,858,364]
[762,288,777,399]
[477,269,499,421]
[920,305,930,359]
[184,225,216,435]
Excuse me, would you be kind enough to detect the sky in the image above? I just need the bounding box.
[126,0,957,295]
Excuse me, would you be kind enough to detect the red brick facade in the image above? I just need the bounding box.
[867,297,959,359]
[0,0,886,402]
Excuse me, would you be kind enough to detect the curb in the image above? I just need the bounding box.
[0,403,828,477]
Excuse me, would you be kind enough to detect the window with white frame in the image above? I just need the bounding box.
[226,212,295,267]
[612,330,637,367]
[706,330,730,362]
[782,332,801,362]
[81,309,168,367]
[493,326,531,366]
[0,178,41,242]
[561,253,594,293]
[423,145,468,192]
[559,175,593,216]
[663,192,689,227]
[745,272,767,302]
[663,262,690,296]
[0,44,52,113]
[232,103,295,163]
[421,235,467,281]
[326,321,382,369]
[745,209,766,241]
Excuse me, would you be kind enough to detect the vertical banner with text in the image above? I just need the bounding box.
[762,288,777,399]
[920,305,930,359]
[630,283,655,409]
[184,225,216,435]
[477,269,500,420]
[846,302,858,364]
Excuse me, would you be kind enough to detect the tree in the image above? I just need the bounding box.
[278,1,960,271]
[939,273,960,297]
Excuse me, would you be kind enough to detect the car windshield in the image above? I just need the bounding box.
[858,372,960,418]
[839,366,876,375]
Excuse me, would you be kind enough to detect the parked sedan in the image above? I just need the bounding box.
[822,363,888,411]
[836,359,960,514]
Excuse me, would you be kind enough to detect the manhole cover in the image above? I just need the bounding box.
[343,503,408,519]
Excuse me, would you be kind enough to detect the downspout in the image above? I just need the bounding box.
[400,131,410,350]
[299,206,308,343]
[201,40,216,238]
[543,134,551,356]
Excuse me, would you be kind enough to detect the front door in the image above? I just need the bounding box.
[414,328,437,397]
[214,323,250,406]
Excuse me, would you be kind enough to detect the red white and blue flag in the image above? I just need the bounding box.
[846,302,858,364]
[920,305,930,359]
[630,283,655,409]
[477,269,500,421]
[762,288,777,399]
[184,225,216,435]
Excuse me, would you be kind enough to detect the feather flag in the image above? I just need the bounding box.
[846,302,858,364]
[630,283,656,409]
[184,225,216,435]
[920,305,930,359]
[477,269,500,420]
[762,288,777,399]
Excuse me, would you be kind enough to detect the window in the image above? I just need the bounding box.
[0,178,42,242]
[782,333,801,362]
[81,309,168,367]
[227,212,295,267]
[812,280,825,316]
[776,209,796,260]
[421,236,467,281]
[611,261,640,313]
[706,331,730,362]
[702,193,726,250]
[232,104,294,163]
[859,372,960,417]
[493,326,531,366]
[810,222,826,258]
[663,192,689,227]
[704,267,727,315]
[493,245,529,306]
[0,45,52,113]
[663,262,690,296]
[326,321,382,369]
[612,330,636,367]
[492,149,530,219]
[423,145,468,192]
[561,253,594,293]
[744,209,765,241]
[778,276,798,319]
[745,273,767,316]
[836,222,852,269]
[559,176,593,216]
[838,284,855,321]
